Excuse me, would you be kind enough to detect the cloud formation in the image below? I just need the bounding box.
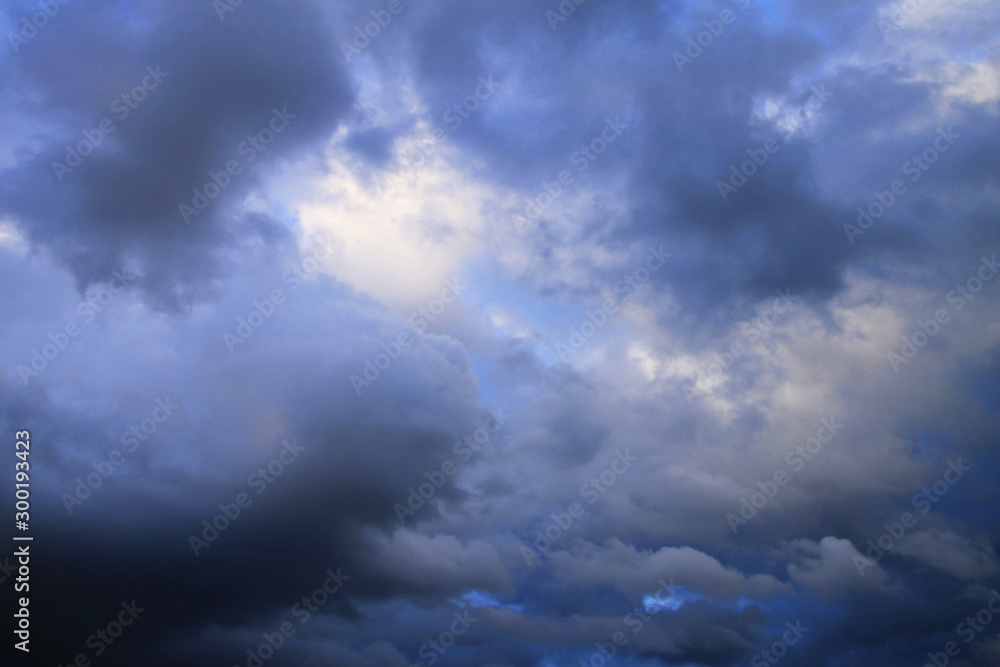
[1,0,999,665]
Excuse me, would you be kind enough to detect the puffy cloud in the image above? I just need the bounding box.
[896,529,1000,581]
[551,538,789,602]
[785,536,894,597]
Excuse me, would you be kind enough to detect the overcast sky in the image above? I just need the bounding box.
[1,0,999,665]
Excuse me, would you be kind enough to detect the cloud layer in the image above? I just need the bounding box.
[1,0,999,665]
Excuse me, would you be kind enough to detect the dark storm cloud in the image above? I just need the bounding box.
[395,0,1000,335]
[0,241,503,665]
[0,0,353,311]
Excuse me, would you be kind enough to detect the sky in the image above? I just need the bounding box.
[0,0,999,665]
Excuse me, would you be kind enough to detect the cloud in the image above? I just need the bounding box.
[361,529,511,596]
[785,536,894,597]
[1,0,999,664]
[551,537,790,602]
[0,0,353,311]
[896,529,1000,581]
